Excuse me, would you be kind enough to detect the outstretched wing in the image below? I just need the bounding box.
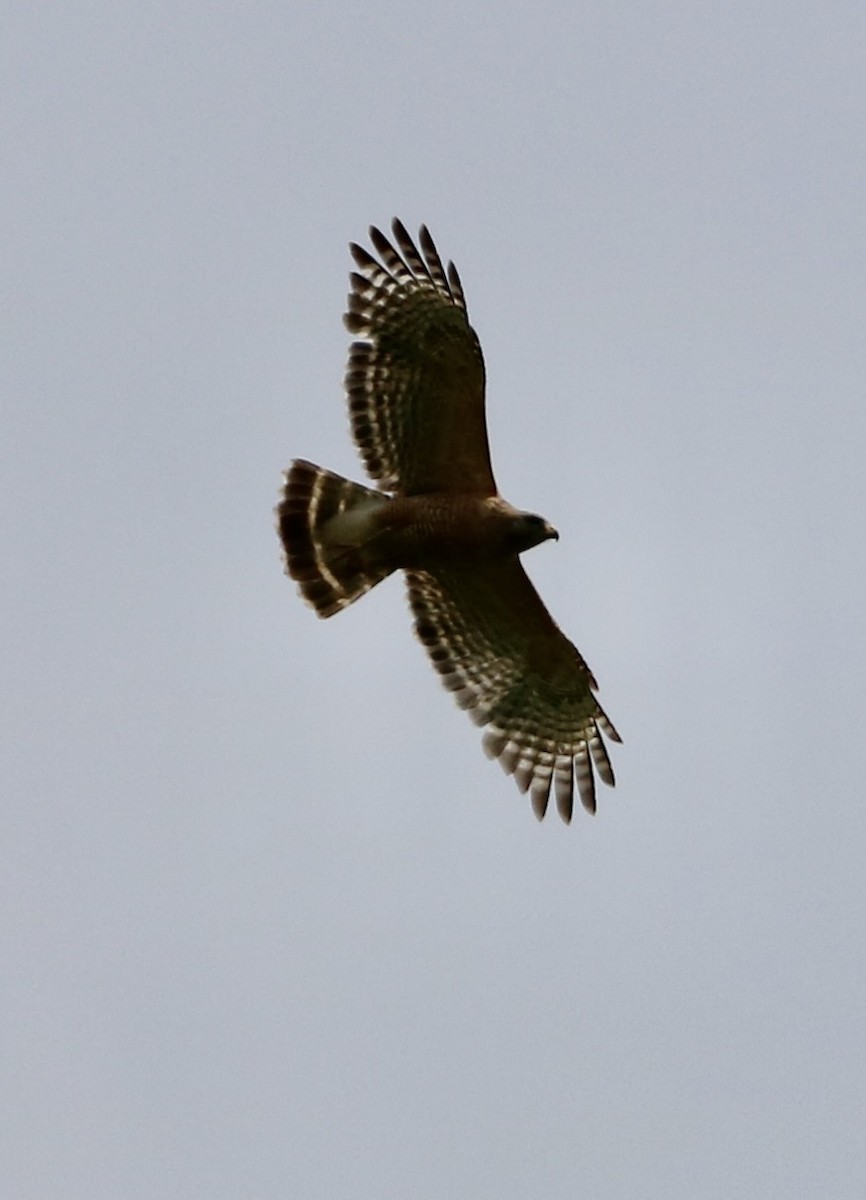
[344,219,495,497]
[406,561,621,822]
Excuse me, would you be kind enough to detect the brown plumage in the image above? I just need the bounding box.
[277,219,621,822]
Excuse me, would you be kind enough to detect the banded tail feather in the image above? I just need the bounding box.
[277,460,393,618]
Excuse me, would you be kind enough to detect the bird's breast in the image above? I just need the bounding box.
[375,494,517,568]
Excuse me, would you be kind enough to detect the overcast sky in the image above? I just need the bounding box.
[4,3,865,1197]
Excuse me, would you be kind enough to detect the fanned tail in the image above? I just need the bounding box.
[277,460,393,617]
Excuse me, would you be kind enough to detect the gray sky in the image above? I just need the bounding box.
[4,3,865,1197]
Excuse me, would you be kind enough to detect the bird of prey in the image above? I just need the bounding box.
[277,219,620,821]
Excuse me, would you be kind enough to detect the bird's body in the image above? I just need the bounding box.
[277,220,620,821]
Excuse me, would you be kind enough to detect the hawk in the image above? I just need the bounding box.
[277,219,621,821]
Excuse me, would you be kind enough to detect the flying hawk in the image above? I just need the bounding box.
[277,220,620,821]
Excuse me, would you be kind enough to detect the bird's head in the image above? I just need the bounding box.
[509,511,559,554]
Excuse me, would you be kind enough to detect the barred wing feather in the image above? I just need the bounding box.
[344,219,494,497]
[406,561,621,822]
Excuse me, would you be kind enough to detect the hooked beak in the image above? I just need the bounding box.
[544,521,559,542]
